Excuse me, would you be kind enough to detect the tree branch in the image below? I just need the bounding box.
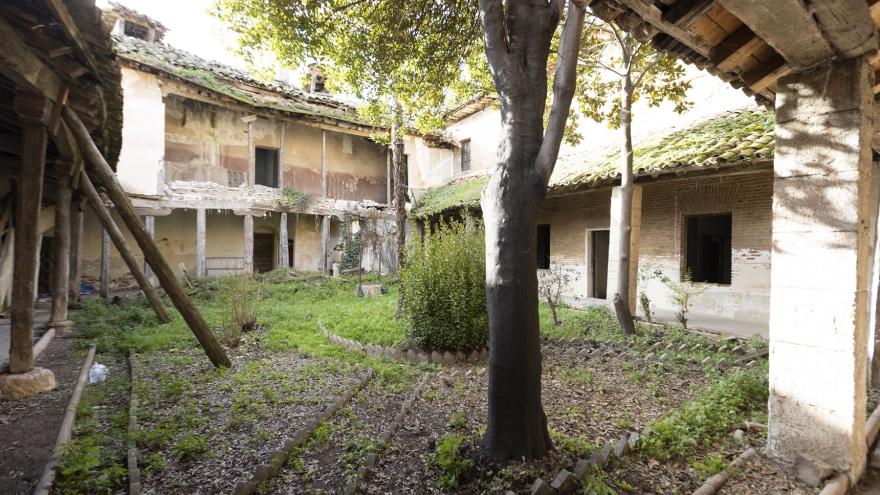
[535,0,587,183]
[478,0,508,67]
[633,54,662,88]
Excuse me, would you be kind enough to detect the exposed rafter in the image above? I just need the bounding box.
[44,0,101,80]
[662,0,717,27]
[613,0,713,57]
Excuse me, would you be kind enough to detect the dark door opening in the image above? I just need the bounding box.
[253,233,275,273]
[685,214,732,284]
[287,239,294,268]
[38,236,54,295]
[591,230,609,299]
[537,224,551,269]
[255,148,279,188]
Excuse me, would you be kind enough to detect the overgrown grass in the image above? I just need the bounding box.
[638,362,769,460]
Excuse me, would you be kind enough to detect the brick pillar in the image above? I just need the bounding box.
[768,56,873,478]
[243,214,253,274]
[196,208,206,277]
[607,185,642,314]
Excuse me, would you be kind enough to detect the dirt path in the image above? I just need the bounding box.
[0,337,84,495]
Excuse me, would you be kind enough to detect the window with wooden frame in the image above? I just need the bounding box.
[460,139,471,172]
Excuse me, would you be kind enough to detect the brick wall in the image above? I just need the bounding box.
[538,169,773,326]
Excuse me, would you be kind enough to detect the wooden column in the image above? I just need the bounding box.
[48,174,72,332]
[278,122,285,188]
[68,193,84,303]
[143,215,155,285]
[10,92,50,373]
[321,130,327,198]
[243,115,256,187]
[99,227,109,299]
[196,208,206,278]
[81,175,171,323]
[64,108,229,367]
[243,214,254,273]
[279,212,289,268]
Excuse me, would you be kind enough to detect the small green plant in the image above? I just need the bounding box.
[558,367,593,387]
[402,219,488,351]
[693,452,728,477]
[449,410,467,430]
[637,264,664,323]
[340,213,364,272]
[172,432,208,462]
[275,187,311,210]
[660,268,706,329]
[56,437,126,495]
[539,265,571,326]
[142,451,166,474]
[432,433,471,490]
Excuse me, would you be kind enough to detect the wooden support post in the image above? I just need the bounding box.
[143,215,155,285]
[245,117,255,187]
[321,131,327,198]
[81,175,171,323]
[99,227,109,299]
[196,208,206,278]
[243,214,254,273]
[63,108,230,367]
[278,122,285,188]
[9,92,49,374]
[68,193,83,303]
[48,174,72,332]
[279,212,289,268]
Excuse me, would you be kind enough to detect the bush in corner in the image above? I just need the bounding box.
[402,219,488,351]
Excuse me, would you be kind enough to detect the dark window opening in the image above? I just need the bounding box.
[253,233,275,273]
[255,147,279,188]
[461,139,471,172]
[685,214,732,285]
[124,22,150,40]
[537,224,551,270]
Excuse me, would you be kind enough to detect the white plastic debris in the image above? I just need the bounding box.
[89,363,108,384]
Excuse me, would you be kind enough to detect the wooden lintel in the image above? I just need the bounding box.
[615,0,713,57]
[134,207,174,216]
[232,208,268,217]
[45,0,102,79]
[662,0,717,27]
[240,114,258,123]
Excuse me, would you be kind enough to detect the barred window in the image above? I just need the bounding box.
[460,139,471,172]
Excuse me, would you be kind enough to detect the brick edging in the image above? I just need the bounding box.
[318,321,488,365]
[231,370,375,495]
[342,372,431,495]
[526,430,642,494]
[128,353,141,495]
[691,447,756,495]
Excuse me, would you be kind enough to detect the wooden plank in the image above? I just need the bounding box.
[48,176,71,329]
[662,0,716,27]
[615,0,714,57]
[0,17,63,100]
[744,54,789,92]
[710,24,762,71]
[64,108,230,367]
[44,0,101,79]
[68,195,83,303]
[99,226,109,299]
[717,0,833,68]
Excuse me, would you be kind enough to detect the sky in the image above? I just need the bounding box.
[98,0,246,68]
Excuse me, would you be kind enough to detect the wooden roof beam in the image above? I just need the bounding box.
[709,24,757,66]
[0,16,63,100]
[718,0,875,69]
[743,53,789,92]
[44,0,101,79]
[613,0,713,57]
[662,0,717,27]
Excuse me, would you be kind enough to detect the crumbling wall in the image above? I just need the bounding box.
[116,67,165,195]
[282,122,323,196]
[325,130,387,203]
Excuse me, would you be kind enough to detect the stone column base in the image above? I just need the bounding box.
[0,367,56,399]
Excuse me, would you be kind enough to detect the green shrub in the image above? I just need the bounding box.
[402,220,487,351]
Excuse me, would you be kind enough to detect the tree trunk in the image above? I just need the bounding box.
[613,67,637,336]
[478,0,586,460]
[392,101,406,318]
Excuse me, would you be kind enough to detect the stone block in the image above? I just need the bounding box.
[360,283,383,297]
[733,429,746,445]
[365,453,377,467]
[0,368,56,399]
[551,469,578,494]
[253,463,273,481]
[573,459,592,479]
[442,352,456,365]
[530,478,552,495]
[232,481,257,495]
[430,351,443,363]
[793,454,834,487]
[357,465,370,480]
[599,441,612,465]
[614,434,629,457]
[627,432,641,449]
[479,349,489,360]
[406,349,417,362]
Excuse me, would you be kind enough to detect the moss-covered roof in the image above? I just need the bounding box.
[114,36,376,127]
[414,110,775,218]
[552,110,774,189]
[410,175,490,219]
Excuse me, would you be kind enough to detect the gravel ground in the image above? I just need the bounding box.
[137,343,366,495]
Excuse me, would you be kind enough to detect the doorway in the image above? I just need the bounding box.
[253,233,275,273]
[590,229,609,299]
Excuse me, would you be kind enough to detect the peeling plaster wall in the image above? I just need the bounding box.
[116,67,165,195]
[405,136,454,201]
[325,130,388,203]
